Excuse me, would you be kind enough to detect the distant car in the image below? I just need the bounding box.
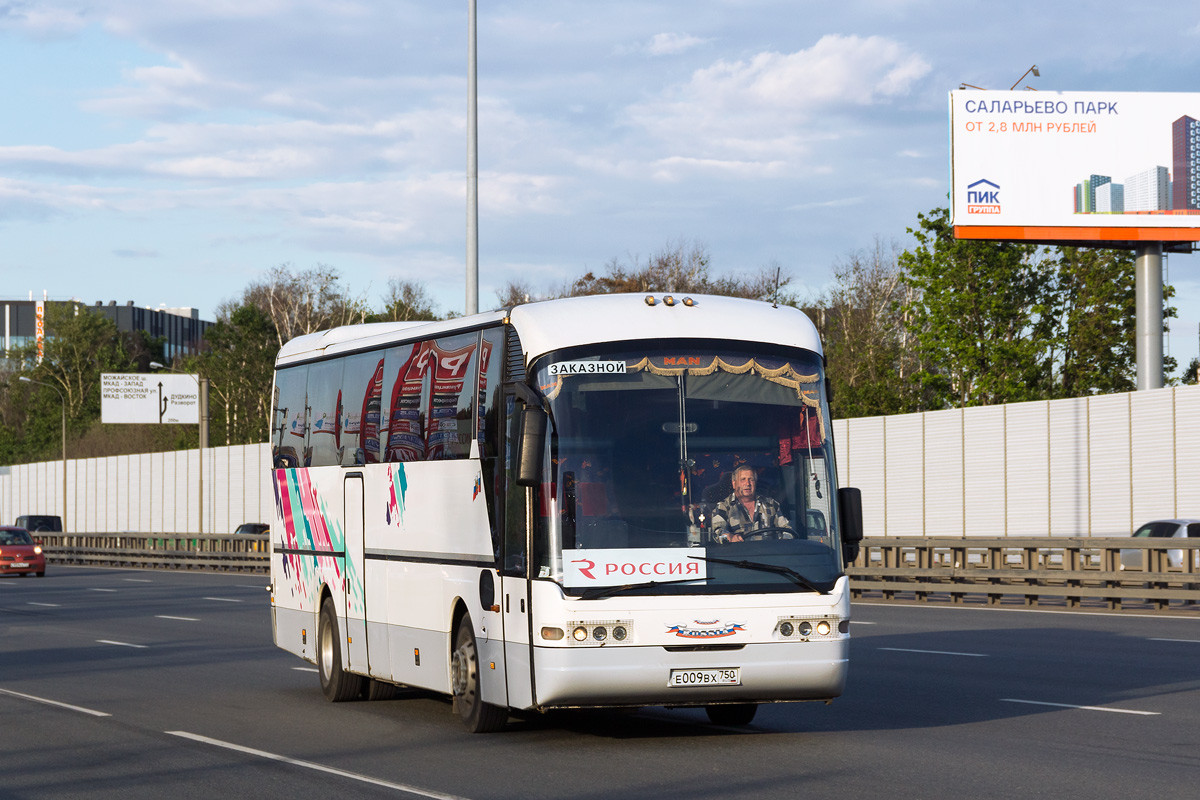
[1119,519,1200,570]
[234,523,270,536]
[14,515,62,533]
[0,526,46,577]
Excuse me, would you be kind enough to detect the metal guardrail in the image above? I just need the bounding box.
[36,532,269,574]
[28,532,1200,611]
[847,536,1200,612]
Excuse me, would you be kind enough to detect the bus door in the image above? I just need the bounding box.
[343,473,368,673]
[500,394,534,708]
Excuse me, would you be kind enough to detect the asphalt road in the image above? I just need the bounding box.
[2,566,1198,799]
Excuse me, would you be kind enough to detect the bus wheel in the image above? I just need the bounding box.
[319,599,363,702]
[705,703,757,725]
[364,679,397,701]
[451,615,508,733]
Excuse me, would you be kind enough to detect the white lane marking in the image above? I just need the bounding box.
[237,585,267,589]
[203,597,243,603]
[165,731,470,799]
[28,602,61,607]
[97,639,148,649]
[878,647,988,657]
[849,620,876,625]
[88,588,118,593]
[157,615,200,622]
[1149,638,1200,644]
[0,688,111,717]
[1001,698,1160,716]
[123,578,152,583]
[293,667,319,673]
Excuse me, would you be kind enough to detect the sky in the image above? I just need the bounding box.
[4,1,1200,375]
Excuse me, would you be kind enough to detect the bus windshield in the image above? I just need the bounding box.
[531,342,843,597]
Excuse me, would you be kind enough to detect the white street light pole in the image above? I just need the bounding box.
[150,362,209,534]
[19,376,67,530]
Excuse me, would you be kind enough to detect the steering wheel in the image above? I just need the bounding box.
[715,526,798,543]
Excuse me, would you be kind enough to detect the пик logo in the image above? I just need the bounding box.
[966,179,1001,214]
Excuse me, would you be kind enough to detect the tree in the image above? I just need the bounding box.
[243,263,369,347]
[197,303,279,446]
[0,303,151,463]
[499,239,788,304]
[368,278,441,323]
[818,239,925,417]
[899,207,1055,408]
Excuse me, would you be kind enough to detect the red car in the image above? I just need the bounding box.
[0,526,46,577]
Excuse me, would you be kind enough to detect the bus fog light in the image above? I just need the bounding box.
[593,626,607,641]
[817,621,831,636]
[798,621,812,637]
[613,626,627,641]
[541,627,565,641]
[779,621,794,637]
[573,626,588,641]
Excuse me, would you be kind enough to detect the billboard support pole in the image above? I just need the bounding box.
[1135,242,1164,391]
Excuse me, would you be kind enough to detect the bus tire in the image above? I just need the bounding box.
[365,679,397,701]
[451,614,508,733]
[319,598,363,702]
[705,703,757,725]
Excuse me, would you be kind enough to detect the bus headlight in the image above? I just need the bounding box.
[776,616,844,640]
[566,620,633,644]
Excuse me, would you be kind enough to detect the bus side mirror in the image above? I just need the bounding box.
[515,405,547,487]
[838,487,863,563]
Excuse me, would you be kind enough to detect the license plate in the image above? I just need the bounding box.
[10,563,28,568]
[668,667,741,687]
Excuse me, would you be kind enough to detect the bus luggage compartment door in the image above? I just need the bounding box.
[502,575,533,709]
[343,475,368,673]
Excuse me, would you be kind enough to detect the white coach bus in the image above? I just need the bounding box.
[269,293,862,732]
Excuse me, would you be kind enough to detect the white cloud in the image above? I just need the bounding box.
[645,32,710,56]
[625,34,931,167]
[0,2,88,36]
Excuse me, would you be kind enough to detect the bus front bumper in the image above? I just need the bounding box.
[532,638,848,709]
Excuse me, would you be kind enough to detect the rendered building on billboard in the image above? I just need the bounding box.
[1095,182,1125,214]
[1125,166,1171,212]
[1173,115,1200,211]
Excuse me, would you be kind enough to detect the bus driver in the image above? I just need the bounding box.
[711,466,793,544]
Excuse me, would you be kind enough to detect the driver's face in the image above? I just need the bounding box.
[734,470,756,500]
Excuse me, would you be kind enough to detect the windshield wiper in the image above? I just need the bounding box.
[579,576,704,600]
[688,554,832,594]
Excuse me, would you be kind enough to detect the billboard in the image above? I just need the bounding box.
[101,373,199,424]
[950,90,1200,244]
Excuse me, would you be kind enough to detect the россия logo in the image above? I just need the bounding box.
[665,620,746,639]
[966,179,1001,214]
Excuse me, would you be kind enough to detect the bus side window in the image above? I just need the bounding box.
[341,352,384,465]
[383,342,426,462]
[272,365,308,469]
[428,332,479,460]
[305,359,344,467]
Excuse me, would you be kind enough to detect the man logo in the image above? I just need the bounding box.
[966,179,1001,214]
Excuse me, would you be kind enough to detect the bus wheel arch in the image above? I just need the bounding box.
[449,606,507,733]
[318,593,363,702]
